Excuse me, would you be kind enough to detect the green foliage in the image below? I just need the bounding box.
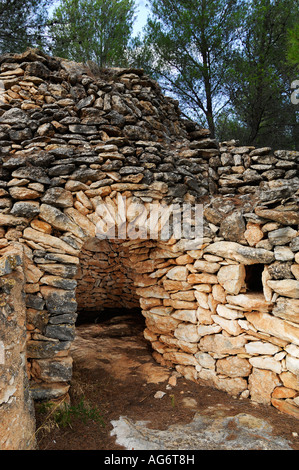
[54,397,105,428]
[287,24,299,70]
[131,0,244,137]
[170,394,175,408]
[223,0,299,148]
[215,110,248,144]
[0,0,52,54]
[48,0,136,67]
[129,0,299,148]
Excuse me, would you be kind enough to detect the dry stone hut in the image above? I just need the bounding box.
[0,49,298,449]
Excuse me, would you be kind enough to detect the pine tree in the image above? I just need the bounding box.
[0,0,52,54]
[134,0,243,137]
[222,0,299,149]
[48,0,136,67]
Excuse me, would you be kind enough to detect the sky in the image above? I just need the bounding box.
[133,0,150,35]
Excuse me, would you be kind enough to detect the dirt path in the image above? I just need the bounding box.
[35,311,299,451]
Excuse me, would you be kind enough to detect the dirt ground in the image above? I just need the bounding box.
[34,310,299,451]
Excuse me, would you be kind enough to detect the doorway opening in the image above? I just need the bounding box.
[73,236,168,379]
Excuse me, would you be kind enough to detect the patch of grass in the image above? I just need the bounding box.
[36,395,105,432]
[54,397,105,428]
[170,394,175,408]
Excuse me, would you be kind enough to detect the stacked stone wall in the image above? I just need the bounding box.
[0,244,36,449]
[0,49,298,448]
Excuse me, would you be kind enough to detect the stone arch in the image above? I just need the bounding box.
[23,191,195,400]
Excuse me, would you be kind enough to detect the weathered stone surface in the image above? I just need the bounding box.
[40,286,77,315]
[249,368,280,405]
[39,263,78,279]
[44,324,76,341]
[212,284,226,303]
[25,262,43,284]
[0,213,28,226]
[280,372,299,391]
[193,259,220,273]
[271,399,299,420]
[12,167,50,184]
[172,309,197,323]
[136,286,170,299]
[197,324,222,337]
[274,246,294,262]
[245,341,281,355]
[199,334,247,355]
[219,211,245,242]
[244,223,264,246]
[245,311,299,346]
[29,382,70,401]
[268,227,297,246]
[39,204,86,239]
[142,311,179,335]
[249,356,282,374]
[33,357,73,383]
[272,386,297,399]
[261,265,272,301]
[23,228,79,255]
[194,291,210,309]
[163,351,198,366]
[255,207,299,226]
[291,264,299,280]
[211,375,248,397]
[285,355,299,376]
[0,107,29,124]
[212,315,243,336]
[0,252,22,276]
[64,208,96,237]
[26,339,71,359]
[11,201,40,218]
[216,356,252,377]
[285,343,299,358]
[40,275,77,290]
[41,187,73,208]
[272,297,299,324]
[217,264,246,295]
[226,293,272,311]
[267,279,299,298]
[268,261,293,280]
[216,304,243,320]
[9,187,41,200]
[195,351,215,369]
[166,266,188,281]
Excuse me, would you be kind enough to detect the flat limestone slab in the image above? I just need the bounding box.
[110,411,293,450]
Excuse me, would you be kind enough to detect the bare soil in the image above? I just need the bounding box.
[34,310,299,451]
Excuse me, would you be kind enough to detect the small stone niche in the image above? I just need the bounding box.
[245,264,264,293]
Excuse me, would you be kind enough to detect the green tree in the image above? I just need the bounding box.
[133,0,243,137]
[222,0,299,149]
[0,0,51,54]
[287,23,299,70]
[49,0,136,67]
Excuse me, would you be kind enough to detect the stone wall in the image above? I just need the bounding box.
[0,49,298,448]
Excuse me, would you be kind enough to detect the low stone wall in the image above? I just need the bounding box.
[67,200,299,417]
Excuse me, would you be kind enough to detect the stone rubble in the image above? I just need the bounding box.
[0,49,298,449]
